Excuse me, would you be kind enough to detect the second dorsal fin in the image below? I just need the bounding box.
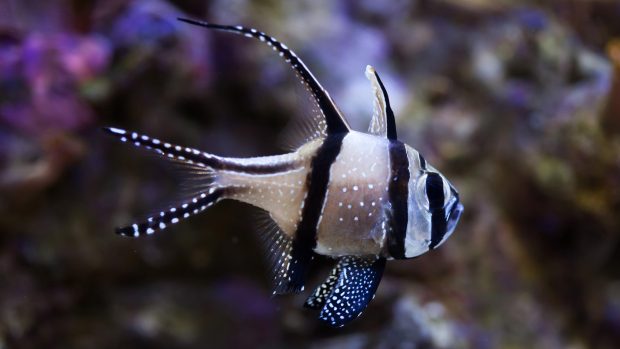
[365,65,397,140]
[177,17,350,137]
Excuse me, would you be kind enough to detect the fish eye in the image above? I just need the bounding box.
[415,172,452,212]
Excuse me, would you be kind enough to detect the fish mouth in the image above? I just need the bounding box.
[446,199,464,236]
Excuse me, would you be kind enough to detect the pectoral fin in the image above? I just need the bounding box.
[305,256,386,327]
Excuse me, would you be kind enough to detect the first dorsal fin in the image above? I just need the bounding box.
[365,65,397,140]
[177,17,350,136]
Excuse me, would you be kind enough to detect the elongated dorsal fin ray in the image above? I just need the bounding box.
[365,65,397,140]
[306,256,386,327]
[177,17,350,136]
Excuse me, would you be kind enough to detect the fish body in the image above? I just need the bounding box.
[105,18,463,327]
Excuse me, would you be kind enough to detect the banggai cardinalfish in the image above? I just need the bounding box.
[105,17,464,327]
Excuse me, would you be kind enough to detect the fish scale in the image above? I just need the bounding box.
[105,18,463,327]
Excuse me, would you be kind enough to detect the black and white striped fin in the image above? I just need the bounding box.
[313,256,386,327]
[115,189,223,237]
[103,127,293,174]
[177,18,350,137]
[258,220,307,294]
[365,65,397,140]
[103,127,218,168]
[303,260,342,310]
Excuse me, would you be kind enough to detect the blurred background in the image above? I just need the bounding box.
[1,0,620,348]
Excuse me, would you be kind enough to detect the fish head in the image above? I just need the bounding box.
[401,145,463,258]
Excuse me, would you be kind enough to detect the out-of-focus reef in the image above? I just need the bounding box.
[1,0,619,348]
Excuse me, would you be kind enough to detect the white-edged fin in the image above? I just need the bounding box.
[103,127,222,170]
[115,189,224,237]
[258,217,306,294]
[303,260,341,310]
[177,18,351,138]
[314,256,386,327]
[365,65,397,140]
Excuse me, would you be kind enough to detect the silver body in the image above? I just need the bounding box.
[219,131,444,259]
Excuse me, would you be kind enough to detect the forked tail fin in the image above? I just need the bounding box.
[104,127,224,237]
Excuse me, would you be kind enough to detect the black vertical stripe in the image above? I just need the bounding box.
[418,153,427,170]
[288,133,346,290]
[426,173,447,249]
[386,141,410,259]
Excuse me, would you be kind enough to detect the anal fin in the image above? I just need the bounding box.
[261,220,313,295]
[306,256,386,327]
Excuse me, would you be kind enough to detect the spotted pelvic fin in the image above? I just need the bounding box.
[306,256,386,327]
[177,17,350,138]
[303,259,342,310]
[365,65,397,140]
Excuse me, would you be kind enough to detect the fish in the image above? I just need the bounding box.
[104,17,464,327]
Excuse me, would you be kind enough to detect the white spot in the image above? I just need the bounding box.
[159,222,166,229]
[171,218,179,224]
[164,143,171,148]
[131,132,138,139]
[360,202,364,207]
[120,137,127,142]
[152,139,160,144]
[342,188,347,193]
[353,185,359,191]
[108,127,126,135]
[146,228,155,235]
[141,135,149,141]
[368,184,374,189]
